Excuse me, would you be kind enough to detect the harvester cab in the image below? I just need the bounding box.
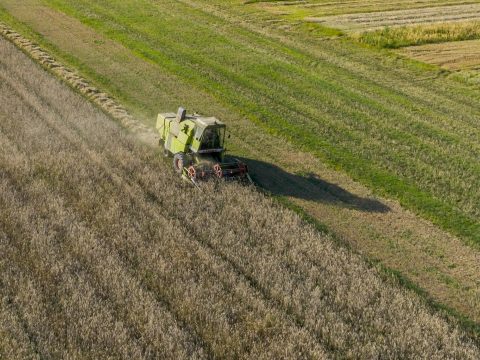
[157,107,251,184]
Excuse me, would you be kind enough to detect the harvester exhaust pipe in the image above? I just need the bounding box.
[176,107,186,122]
[171,107,186,137]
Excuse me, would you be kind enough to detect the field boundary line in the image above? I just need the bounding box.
[0,22,153,138]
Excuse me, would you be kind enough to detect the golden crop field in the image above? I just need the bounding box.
[1,35,479,358]
[401,39,480,70]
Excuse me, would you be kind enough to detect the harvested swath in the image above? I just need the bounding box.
[400,39,480,70]
[0,35,479,358]
[255,0,480,17]
[306,4,480,31]
[0,22,151,137]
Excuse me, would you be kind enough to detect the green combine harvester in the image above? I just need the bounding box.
[157,107,252,185]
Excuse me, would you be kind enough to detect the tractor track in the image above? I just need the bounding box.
[0,241,43,360]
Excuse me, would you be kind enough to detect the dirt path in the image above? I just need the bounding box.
[1,0,479,325]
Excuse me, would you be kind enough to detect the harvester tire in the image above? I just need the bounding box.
[173,153,185,174]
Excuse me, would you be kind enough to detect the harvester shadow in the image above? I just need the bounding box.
[239,157,390,213]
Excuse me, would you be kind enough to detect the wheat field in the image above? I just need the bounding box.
[0,35,478,358]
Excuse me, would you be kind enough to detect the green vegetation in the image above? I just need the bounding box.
[31,0,480,247]
[355,21,480,48]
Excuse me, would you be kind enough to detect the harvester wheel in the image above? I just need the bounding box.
[173,153,185,174]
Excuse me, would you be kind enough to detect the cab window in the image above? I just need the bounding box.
[200,127,224,150]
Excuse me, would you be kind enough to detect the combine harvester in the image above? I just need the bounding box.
[157,107,252,185]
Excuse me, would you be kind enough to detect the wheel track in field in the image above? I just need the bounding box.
[0,244,42,360]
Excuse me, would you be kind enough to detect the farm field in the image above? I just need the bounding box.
[354,21,480,49]
[251,0,480,19]
[1,0,480,332]
[2,35,479,358]
[306,4,480,32]
[400,39,480,70]
[253,0,480,77]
